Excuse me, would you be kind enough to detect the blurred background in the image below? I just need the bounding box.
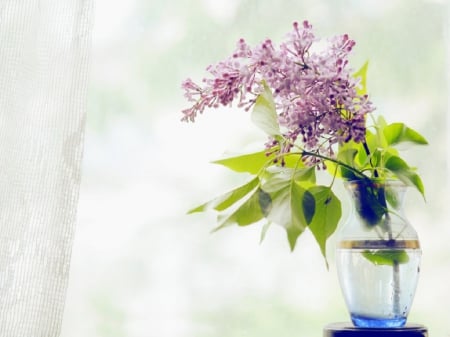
[61,1,449,336]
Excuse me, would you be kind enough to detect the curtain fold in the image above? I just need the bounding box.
[0,0,93,335]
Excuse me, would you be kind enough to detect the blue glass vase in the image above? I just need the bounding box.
[336,180,421,328]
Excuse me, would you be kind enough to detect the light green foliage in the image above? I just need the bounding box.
[384,123,428,146]
[215,187,269,231]
[261,167,316,251]
[189,64,427,263]
[307,186,342,266]
[384,155,425,196]
[362,250,410,266]
[212,151,274,175]
[188,177,260,213]
[251,81,281,137]
[353,61,369,96]
[326,114,427,199]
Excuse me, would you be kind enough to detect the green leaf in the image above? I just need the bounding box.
[265,187,291,225]
[265,183,308,234]
[259,221,272,243]
[351,179,387,226]
[282,154,305,169]
[188,177,259,213]
[353,61,369,96]
[307,186,342,263]
[302,189,315,225]
[362,250,410,266]
[263,175,291,191]
[213,150,273,174]
[215,187,268,230]
[251,81,281,136]
[384,123,428,146]
[340,154,359,179]
[262,178,310,251]
[385,185,401,209]
[329,147,359,180]
[365,127,381,153]
[258,188,272,216]
[337,147,358,167]
[261,167,313,192]
[367,116,389,151]
[384,156,425,197]
[287,225,303,252]
[291,181,310,230]
[294,166,316,183]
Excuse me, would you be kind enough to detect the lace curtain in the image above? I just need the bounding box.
[0,1,92,336]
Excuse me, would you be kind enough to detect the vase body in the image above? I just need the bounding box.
[336,180,421,328]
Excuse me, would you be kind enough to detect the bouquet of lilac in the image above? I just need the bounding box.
[181,21,427,262]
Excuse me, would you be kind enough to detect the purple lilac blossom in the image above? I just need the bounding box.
[181,21,375,164]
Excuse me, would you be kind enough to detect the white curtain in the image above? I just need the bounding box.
[0,0,92,335]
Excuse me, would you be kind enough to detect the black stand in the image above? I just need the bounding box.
[323,323,428,337]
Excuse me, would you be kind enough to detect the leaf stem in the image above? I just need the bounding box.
[362,141,379,178]
[294,150,369,180]
[360,141,401,316]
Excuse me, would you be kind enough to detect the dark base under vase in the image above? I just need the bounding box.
[323,322,428,337]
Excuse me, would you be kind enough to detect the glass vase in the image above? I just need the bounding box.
[335,179,421,328]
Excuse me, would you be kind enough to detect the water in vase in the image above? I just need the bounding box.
[336,240,421,328]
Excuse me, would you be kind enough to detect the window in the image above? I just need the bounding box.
[62,1,449,336]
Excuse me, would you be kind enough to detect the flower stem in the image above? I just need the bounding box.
[295,150,370,180]
[362,141,379,179]
[359,142,401,316]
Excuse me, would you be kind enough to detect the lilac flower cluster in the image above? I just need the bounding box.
[181,21,375,163]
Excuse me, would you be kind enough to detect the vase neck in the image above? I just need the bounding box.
[339,179,418,244]
[344,180,407,227]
